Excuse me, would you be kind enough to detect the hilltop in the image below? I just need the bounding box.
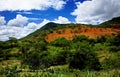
[99,16,120,28]
[22,16,120,42]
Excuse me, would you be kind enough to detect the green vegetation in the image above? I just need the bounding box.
[99,17,120,28]
[0,18,120,76]
[1,33,120,76]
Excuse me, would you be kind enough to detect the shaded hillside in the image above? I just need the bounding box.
[99,17,120,28]
[23,22,67,40]
[40,22,66,31]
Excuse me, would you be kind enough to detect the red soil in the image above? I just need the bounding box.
[46,26,120,42]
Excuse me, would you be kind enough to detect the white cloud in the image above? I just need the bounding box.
[52,0,66,10]
[0,14,50,41]
[7,14,28,27]
[0,16,6,25]
[71,0,120,24]
[53,16,71,24]
[29,18,40,21]
[17,11,33,14]
[0,0,66,11]
[0,15,71,41]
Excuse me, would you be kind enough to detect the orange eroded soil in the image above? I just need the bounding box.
[46,26,120,42]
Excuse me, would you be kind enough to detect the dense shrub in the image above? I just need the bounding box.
[69,42,101,71]
[50,37,71,47]
[51,50,72,65]
[72,35,89,43]
[22,50,51,70]
[0,66,20,77]
[108,46,120,52]
[102,52,120,69]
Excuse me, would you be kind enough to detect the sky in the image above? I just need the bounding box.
[0,0,120,41]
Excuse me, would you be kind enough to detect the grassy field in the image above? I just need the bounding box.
[0,63,120,77]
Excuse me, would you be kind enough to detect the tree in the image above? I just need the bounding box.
[51,50,72,65]
[50,37,71,47]
[72,35,89,43]
[22,50,50,70]
[69,42,101,71]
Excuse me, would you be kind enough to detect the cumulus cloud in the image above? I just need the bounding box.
[0,16,6,25]
[7,14,28,27]
[0,0,66,11]
[53,16,71,24]
[71,0,120,24]
[0,14,71,41]
[0,14,50,41]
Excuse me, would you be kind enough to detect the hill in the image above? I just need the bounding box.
[22,16,120,42]
[0,17,120,76]
[99,16,120,28]
[22,22,68,41]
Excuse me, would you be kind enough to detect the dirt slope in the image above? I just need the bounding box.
[46,25,120,42]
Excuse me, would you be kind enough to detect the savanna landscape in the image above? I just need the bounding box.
[0,17,120,77]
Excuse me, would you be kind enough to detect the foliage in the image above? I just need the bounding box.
[102,52,120,70]
[0,66,20,77]
[22,50,51,70]
[1,19,120,74]
[51,50,72,65]
[69,41,101,71]
[99,17,120,28]
[50,37,71,47]
[72,35,89,42]
[21,40,49,70]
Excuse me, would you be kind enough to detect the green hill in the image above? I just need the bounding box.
[24,22,67,39]
[99,16,120,28]
[0,17,120,77]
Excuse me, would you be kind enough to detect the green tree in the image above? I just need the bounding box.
[23,50,50,70]
[50,37,71,47]
[72,35,89,43]
[69,42,101,71]
[51,50,72,65]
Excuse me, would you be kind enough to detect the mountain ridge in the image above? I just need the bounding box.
[22,16,120,42]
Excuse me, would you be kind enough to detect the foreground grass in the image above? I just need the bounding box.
[0,65,120,77]
[1,50,120,77]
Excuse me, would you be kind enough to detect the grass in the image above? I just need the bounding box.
[1,64,120,77]
[1,49,120,77]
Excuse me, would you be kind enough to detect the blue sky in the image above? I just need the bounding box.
[0,0,82,24]
[0,0,120,41]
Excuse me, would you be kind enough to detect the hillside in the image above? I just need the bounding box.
[24,22,67,39]
[46,25,120,42]
[99,16,120,28]
[22,16,120,42]
[0,17,120,76]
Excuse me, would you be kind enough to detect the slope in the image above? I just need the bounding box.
[99,16,120,28]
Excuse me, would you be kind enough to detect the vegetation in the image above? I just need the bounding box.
[0,17,120,76]
[99,17,120,28]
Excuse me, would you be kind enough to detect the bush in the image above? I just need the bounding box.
[69,42,101,71]
[102,52,120,70]
[108,46,120,52]
[22,50,51,70]
[72,35,89,43]
[0,66,20,77]
[51,50,72,65]
[93,43,108,51]
[50,37,71,47]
